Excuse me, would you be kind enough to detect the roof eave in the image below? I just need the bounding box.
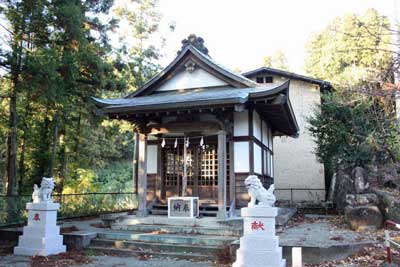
[242,67,332,88]
[102,97,247,114]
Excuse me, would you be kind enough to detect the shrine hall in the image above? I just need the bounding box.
[92,37,299,219]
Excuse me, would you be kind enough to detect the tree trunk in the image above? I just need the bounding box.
[74,112,81,160]
[58,137,67,194]
[49,116,59,177]
[36,108,50,182]
[18,93,32,195]
[6,81,18,196]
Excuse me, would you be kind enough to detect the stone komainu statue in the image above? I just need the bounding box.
[32,177,55,203]
[244,175,275,207]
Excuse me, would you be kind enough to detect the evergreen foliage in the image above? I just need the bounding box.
[263,50,290,71]
[0,0,163,195]
[305,8,393,89]
[308,91,400,180]
[306,8,399,183]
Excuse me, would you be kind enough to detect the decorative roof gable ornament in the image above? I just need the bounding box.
[178,34,209,56]
[184,60,196,73]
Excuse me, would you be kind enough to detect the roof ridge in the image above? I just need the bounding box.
[187,45,260,87]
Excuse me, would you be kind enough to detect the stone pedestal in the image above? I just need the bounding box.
[233,207,285,267]
[14,202,66,256]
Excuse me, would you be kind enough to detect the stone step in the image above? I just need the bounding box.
[91,238,222,255]
[149,209,168,215]
[86,245,216,261]
[97,231,237,247]
[114,215,233,228]
[110,223,241,237]
[151,205,223,217]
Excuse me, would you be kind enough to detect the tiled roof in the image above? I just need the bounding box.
[92,82,288,112]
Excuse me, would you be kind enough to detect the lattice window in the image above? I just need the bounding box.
[164,148,181,186]
[163,143,230,189]
[199,144,218,186]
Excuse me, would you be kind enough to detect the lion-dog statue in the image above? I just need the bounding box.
[244,175,275,207]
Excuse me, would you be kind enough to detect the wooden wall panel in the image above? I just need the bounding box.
[146,174,157,203]
[235,173,250,208]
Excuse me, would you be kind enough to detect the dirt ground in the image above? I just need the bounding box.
[0,251,228,267]
[2,214,399,267]
[288,214,400,267]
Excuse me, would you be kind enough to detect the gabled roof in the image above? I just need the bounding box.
[94,84,284,112]
[126,45,259,98]
[92,81,299,137]
[242,66,332,89]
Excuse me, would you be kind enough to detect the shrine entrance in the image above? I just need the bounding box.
[162,142,223,204]
[163,144,218,203]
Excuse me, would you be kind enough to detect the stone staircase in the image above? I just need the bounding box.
[86,217,241,261]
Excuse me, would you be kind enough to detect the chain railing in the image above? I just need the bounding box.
[0,192,137,227]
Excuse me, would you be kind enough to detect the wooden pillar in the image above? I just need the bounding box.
[156,142,162,201]
[193,146,199,197]
[182,137,188,196]
[137,133,148,217]
[132,132,139,194]
[217,130,227,219]
[229,139,236,216]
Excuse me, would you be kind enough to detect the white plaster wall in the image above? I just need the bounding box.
[269,152,274,177]
[156,67,227,91]
[272,79,325,201]
[253,111,262,141]
[146,145,158,174]
[254,143,262,174]
[234,141,249,172]
[262,121,268,146]
[234,111,249,136]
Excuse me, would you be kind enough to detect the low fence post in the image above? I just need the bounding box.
[384,220,400,266]
[385,229,392,265]
[292,247,302,267]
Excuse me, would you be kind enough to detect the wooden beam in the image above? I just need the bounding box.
[217,130,227,219]
[137,133,148,217]
[149,122,221,135]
